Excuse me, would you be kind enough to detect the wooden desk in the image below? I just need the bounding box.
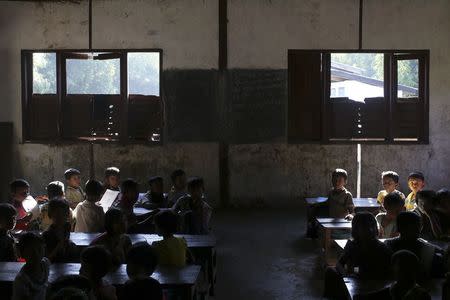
[133,207,155,216]
[344,276,443,299]
[305,197,380,209]
[0,262,201,300]
[335,238,448,252]
[317,219,352,259]
[69,232,217,296]
[316,218,349,223]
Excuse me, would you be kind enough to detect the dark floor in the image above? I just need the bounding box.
[212,209,325,300]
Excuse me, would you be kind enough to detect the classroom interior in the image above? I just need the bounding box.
[1,0,450,299]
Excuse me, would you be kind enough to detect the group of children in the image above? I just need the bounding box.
[321,168,450,299]
[0,167,213,300]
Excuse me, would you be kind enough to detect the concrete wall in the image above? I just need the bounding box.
[1,0,449,207]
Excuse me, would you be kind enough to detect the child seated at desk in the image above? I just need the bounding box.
[74,179,105,233]
[42,198,77,263]
[376,192,405,238]
[112,179,139,230]
[0,203,17,261]
[377,171,405,206]
[172,177,212,234]
[384,211,445,280]
[414,190,443,240]
[39,181,70,231]
[13,232,50,300]
[168,169,188,207]
[134,176,169,209]
[64,168,86,210]
[405,172,426,211]
[90,208,132,267]
[436,189,450,235]
[80,245,117,300]
[104,167,121,192]
[324,212,392,298]
[122,242,163,300]
[47,275,92,300]
[152,210,190,267]
[356,250,431,300]
[327,168,354,220]
[9,179,33,231]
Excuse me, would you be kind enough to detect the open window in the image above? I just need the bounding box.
[22,49,162,143]
[288,50,429,144]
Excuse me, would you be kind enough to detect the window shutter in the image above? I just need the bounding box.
[288,51,323,142]
[29,95,59,140]
[128,95,162,141]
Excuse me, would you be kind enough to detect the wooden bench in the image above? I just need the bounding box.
[334,238,448,253]
[0,262,201,300]
[306,197,381,211]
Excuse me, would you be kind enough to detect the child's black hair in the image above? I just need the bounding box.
[104,167,120,178]
[18,232,43,257]
[351,212,378,241]
[332,168,348,181]
[64,168,81,180]
[104,208,124,234]
[47,181,65,199]
[121,178,138,193]
[9,179,30,193]
[187,177,204,190]
[408,171,425,181]
[170,169,186,183]
[123,278,162,300]
[80,245,112,279]
[148,176,163,186]
[381,171,400,183]
[85,180,104,198]
[383,192,405,210]
[0,203,17,222]
[47,198,70,219]
[154,210,178,235]
[126,242,158,275]
[416,190,437,205]
[396,211,421,234]
[437,188,450,201]
[48,275,92,300]
[391,249,420,278]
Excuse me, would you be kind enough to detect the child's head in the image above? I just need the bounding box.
[351,212,378,242]
[331,169,348,190]
[154,210,178,236]
[121,179,139,206]
[48,275,92,300]
[416,190,437,213]
[80,246,112,282]
[187,177,204,200]
[397,211,421,240]
[65,168,81,188]
[436,188,450,214]
[392,250,420,283]
[126,242,158,279]
[407,172,425,193]
[383,192,405,216]
[104,208,127,235]
[49,287,89,300]
[85,180,103,202]
[104,167,120,190]
[48,198,71,226]
[10,179,30,202]
[171,169,187,190]
[0,203,17,231]
[47,181,65,200]
[148,176,163,194]
[18,232,45,263]
[381,171,400,193]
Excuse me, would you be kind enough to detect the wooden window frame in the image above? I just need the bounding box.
[21,49,163,145]
[287,49,429,145]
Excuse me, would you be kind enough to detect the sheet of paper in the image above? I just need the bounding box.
[22,196,40,220]
[99,189,120,213]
